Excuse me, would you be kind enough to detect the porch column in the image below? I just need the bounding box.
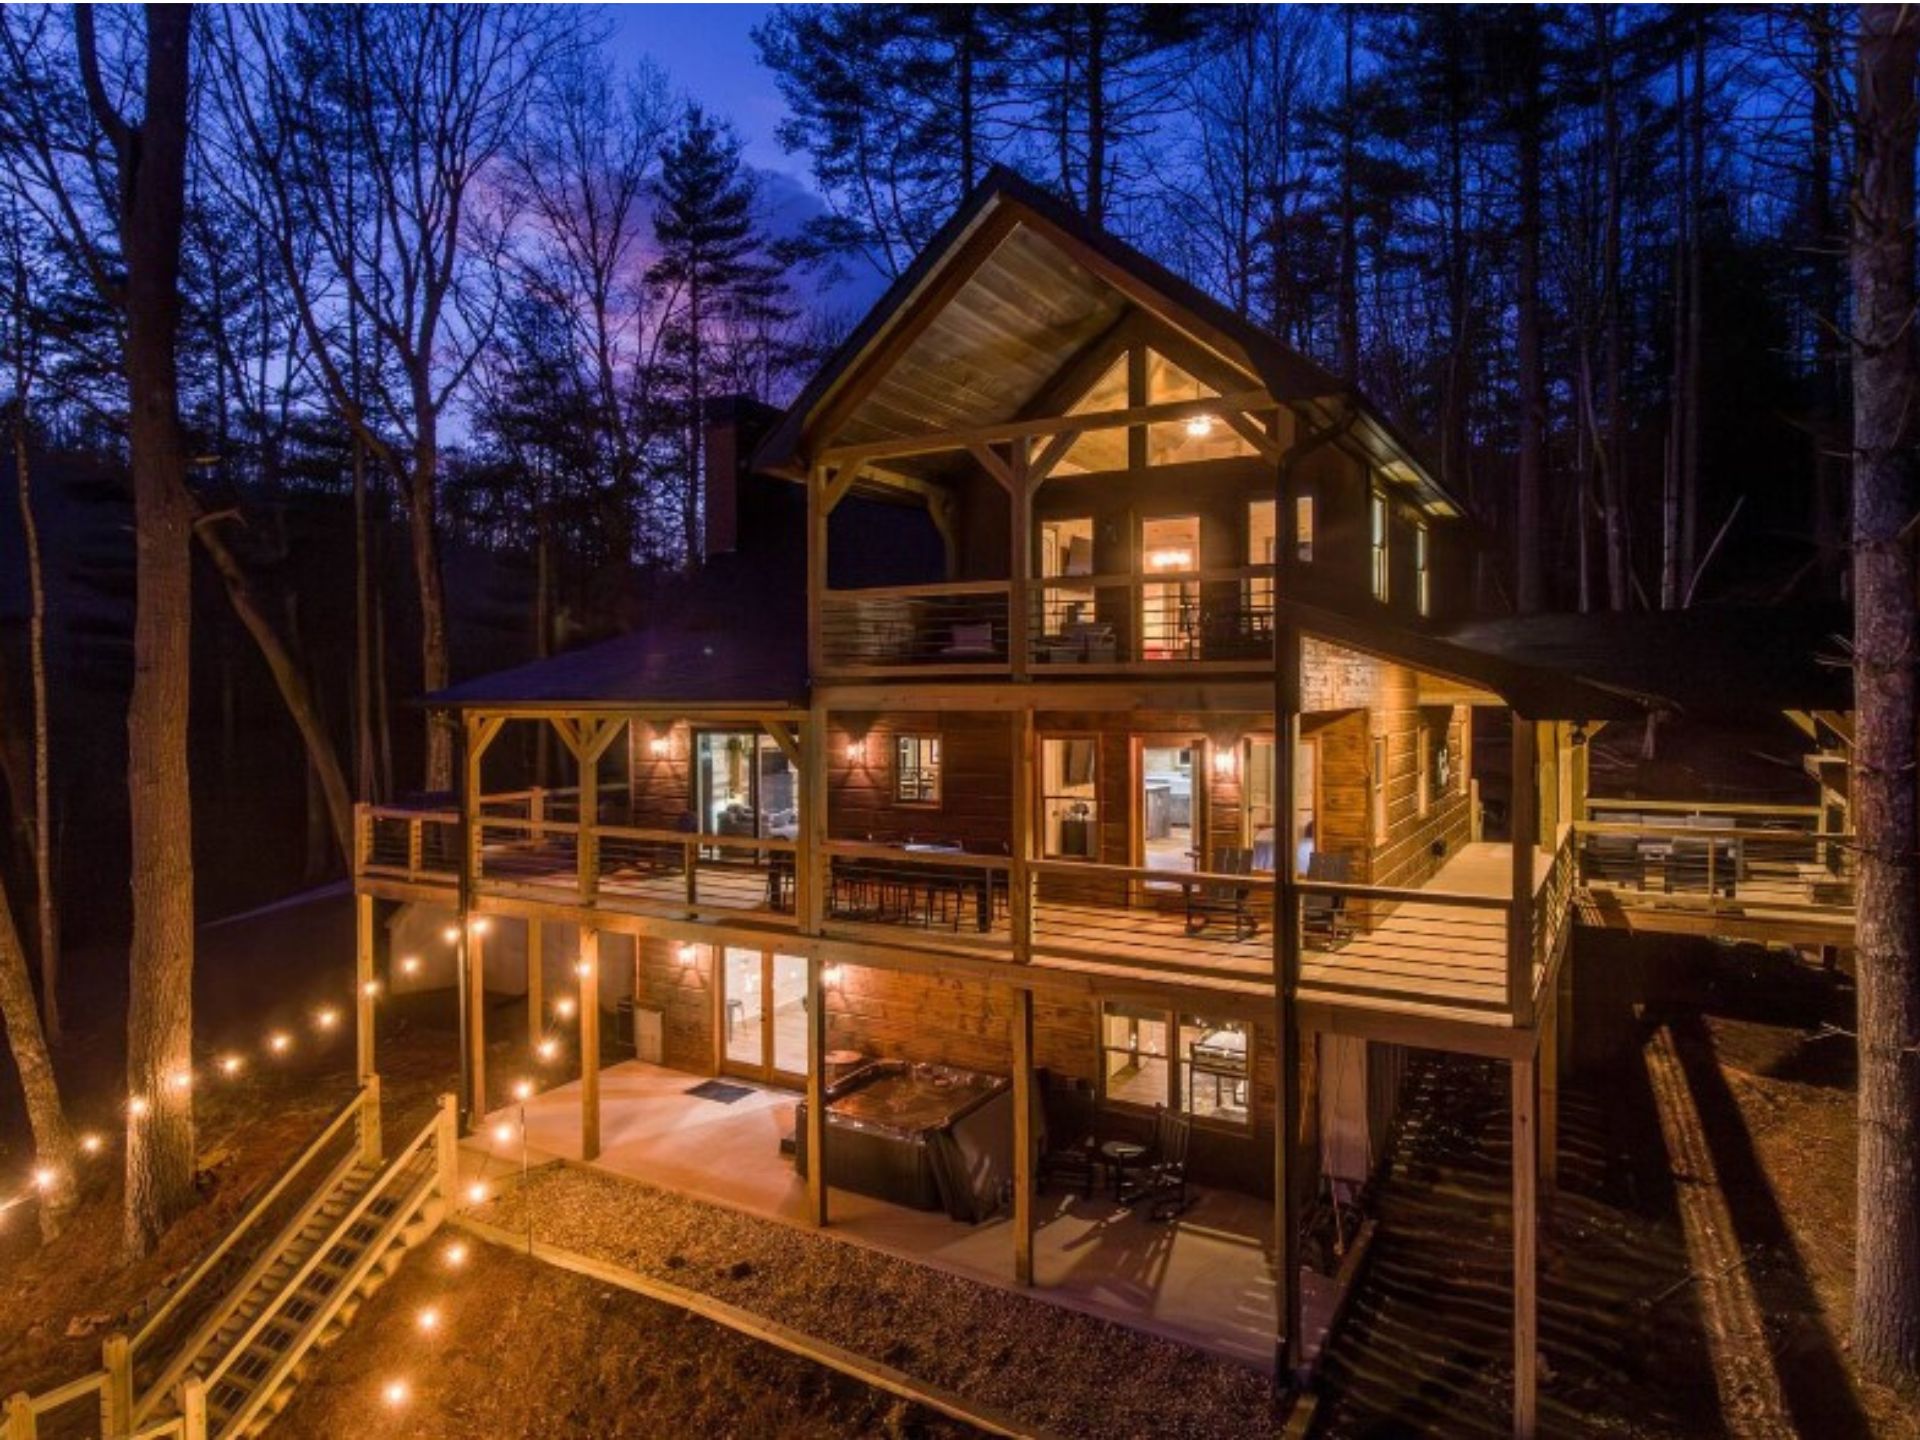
[468,918,488,1119]
[527,918,544,1050]
[354,892,376,1082]
[1009,436,1032,678]
[1508,715,1538,1028]
[1512,1055,1539,1439]
[579,927,601,1161]
[1011,985,1036,1285]
[804,953,828,1226]
[1273,620,1305,1379]
[1539,982,1560,1188]
[1010,708,1035,962]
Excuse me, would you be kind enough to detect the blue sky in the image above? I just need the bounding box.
[607,4,799,179]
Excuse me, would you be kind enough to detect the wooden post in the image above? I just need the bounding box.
[1540,990,1559,1188]
[5,1392,33,1440]
[805,953,828,1226]
[178,1376,208,1440]
[1010,708,1035,962]
[468,920,488,1119]
[100,1331,130,1437]
[355,892,376,1082]
[579,928,601,1162]
[1508,715,1538,1028]
[802,707,828,935]
[807,464,827,679]
[434,1092,460,1202]
[1274,620,1305,1380]
[527,918,544,1048]
[1011,985,1036,1285]
[576,721,599,903]
[1009,437,1032,678]
[1512,1056,1539,1439]
[358,1071,383,1166]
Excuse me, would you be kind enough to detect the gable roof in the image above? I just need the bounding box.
[755,168,1460,516]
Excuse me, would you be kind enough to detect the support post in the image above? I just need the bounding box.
[1012,986,1036,1285]
[178,1376,208,1440]
[1508,715,1538,1028]
[354,891,377,1082]
[1512,1056,1539,1439]
[807,465,827,679]
[527,918,544,1048]
[802,708,828,935]
[805,953,828,1226]
[579,928,601,1162]
[1539,989,1559,1188]
[1010,708,1035,962]
[1273,619,1305,1381]
[468,920,488,1119]
[576,723,599,903]
[434,1092,460,1201]
[358,1071,383,1166]
[100,1331,130,1437]
[1009,437,1032,678]
[5,1393,33,1440]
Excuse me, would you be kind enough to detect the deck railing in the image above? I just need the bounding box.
[1031,565,1275,670]
[818,581,1013,674]
[1575,809,1856,925]
[818,840,1013,953]
[1291,874,1517,1017]
[356,804,460,884]
[1030,859,1275,980]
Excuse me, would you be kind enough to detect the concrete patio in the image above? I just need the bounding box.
[459,1059,1339,1370]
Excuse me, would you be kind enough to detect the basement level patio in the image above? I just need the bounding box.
[457,1059,1346,1373]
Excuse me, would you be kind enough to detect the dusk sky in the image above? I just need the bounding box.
[609,4,796,177]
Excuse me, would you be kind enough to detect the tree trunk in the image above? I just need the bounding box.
[195,514,355,866]
[1082,8,1106,228]
[1849,1,1920,1383]
[1679,20,1706,601]
[1514,90,1546,614]
[13,383,59,1041]
[405,414,453,792]
[352,432,376,802]
[98,5,200,1257]
[1336,7,1358,383]
[1598,3,1630,612]
[1661,49,1689,611]
[0,875,74,1238]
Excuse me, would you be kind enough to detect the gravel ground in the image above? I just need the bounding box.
[478,1166,1277,1440]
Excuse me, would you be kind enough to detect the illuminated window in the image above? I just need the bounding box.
[1417,728,1432,815]
[1369,487,1390,602]
[1040,736,1099,859]
[894,734,941,805]
[1296,494,1315,563]
[1371,735,1388,842]
[1414,521,1431,616]
[1100,1001,1249,1126]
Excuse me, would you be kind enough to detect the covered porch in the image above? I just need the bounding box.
[459,1059,1346,1372]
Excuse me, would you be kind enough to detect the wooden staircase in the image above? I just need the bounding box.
[6,1086,458,1440]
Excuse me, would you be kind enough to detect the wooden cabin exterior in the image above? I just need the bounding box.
[349,174,1858,1437]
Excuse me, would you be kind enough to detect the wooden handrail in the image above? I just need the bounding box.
[360,803,460,825]
[823,840,1010,872]
[599,824,798,853]
[821,579,1012,601]
[1035,563,1276,589]
[1584,797,1822,819]
[1575,819,1855,844]
[133,1088,368,1354]
[1029,857,1276,890]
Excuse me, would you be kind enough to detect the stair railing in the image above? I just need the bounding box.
[128,1082,380,1427]
[203,1096,455,1440]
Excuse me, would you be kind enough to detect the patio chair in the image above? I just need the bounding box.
[1302,851,1352,948]
[1035,1073,1101,1200]
[941,621,999,660]
[1580,832,1645,889]
[1118,1104,1193,1222]
[1185,846,1258,940]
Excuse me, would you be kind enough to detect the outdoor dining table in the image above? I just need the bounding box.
[904,843,995,932]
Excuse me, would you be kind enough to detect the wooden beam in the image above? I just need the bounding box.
[1539,991,1559,1189]
[1011,707,1035,963]
[823,463,863,515]
[1011,986,1035,1286]
[1274,619,1305,1381]
[527,917,544,1053]
[1508,716,1538,1028]
[759,717,802,769]
[1029,428,1083,486]
[1009,437,1032,679]
[355,892,376,1083]
[1220,408,1281,463]
[805,953,828,1226]
[580,928,601,1162]
[468,920,488,1119]
[1512,1056,1539,1439]
[807,465,827,679]
[817,389,1275,468]
[967,442,1015,494]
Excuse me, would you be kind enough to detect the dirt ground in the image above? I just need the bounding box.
[271,1239,976,1440]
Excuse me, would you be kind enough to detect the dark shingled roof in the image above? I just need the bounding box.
[1439,605,1854,719]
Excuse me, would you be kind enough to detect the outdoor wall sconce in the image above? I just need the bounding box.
[676,942,699,966]
[822,964,844,988]
[1184,412,1214,439]
[649,734,672,759]
[845,738,868,765]
[1212,746,1239,778]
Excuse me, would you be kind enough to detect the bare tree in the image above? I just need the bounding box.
[0,871,74,1238]
[1849,0,1920,1383]
[1,194,60,1039]
[210,6,579,790]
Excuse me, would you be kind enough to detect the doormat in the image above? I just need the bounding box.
[686,1079,756,1105]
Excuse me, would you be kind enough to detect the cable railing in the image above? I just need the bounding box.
[1029,859,1275,980]
[1575,811,1856,922]
[1031,565,1275,669]
[818,581,1013,673]
[818,840,1013,951]
[356,804,460,884]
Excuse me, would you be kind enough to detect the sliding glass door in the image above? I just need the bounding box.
[719,946,808,1087]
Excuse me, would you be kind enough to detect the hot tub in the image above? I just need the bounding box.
[794,1060,1012,1221]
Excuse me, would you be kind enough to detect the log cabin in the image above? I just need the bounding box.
[350,171,1858,1436]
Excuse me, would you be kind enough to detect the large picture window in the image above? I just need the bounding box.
[1100,1001,1249,1127]
[1369,487,1390,602]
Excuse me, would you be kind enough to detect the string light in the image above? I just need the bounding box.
[415,1306,441,1334]
[165,1069,194,1093]
[314,1007,341,1032]
[79,1133,103,1156]
[535,1039,559,1063]
[361,979,382,999]
[382,1379,411,1408]
[511,1079,534,1103]
[443,926,460,944]
[218,1054,245,1078]
[442,1240,469,1268]
[400,955,423,978]
[267,1031,292,1055]
[573,960,592,979]
[32,1167,56,1191]
[127,1095,150,1119]
[465,1180,488,1206]
[553,996,576,1021]
[471,917,491,937]
[490,1121,514,1145]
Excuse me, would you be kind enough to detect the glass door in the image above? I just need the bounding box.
[1138,740,1200,882]
[720,946,808,1087]
[1140,515,1201,660]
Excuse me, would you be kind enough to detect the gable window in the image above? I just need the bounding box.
[1100,1001,1249,1127]
[1040,515,1098,648]
[1369,487,1390,602]
[894,734,941,806]
[1414,520,1431,617]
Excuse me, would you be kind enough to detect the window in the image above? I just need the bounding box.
[1371,735,1388,842]
[1040,516,1097,641]
[1426,714,1452,802]
[696,732,795,840]
[1414,521,1431,616]
[1295,494,1315,563]
[1369,487,1390,602]
[894,734,941,805]
[1140,515,1201,660]
[1040,736,1099,859]
[1417,728,1432,815]
[1247,499,1276,616]
[1100,1001,1249,1127]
